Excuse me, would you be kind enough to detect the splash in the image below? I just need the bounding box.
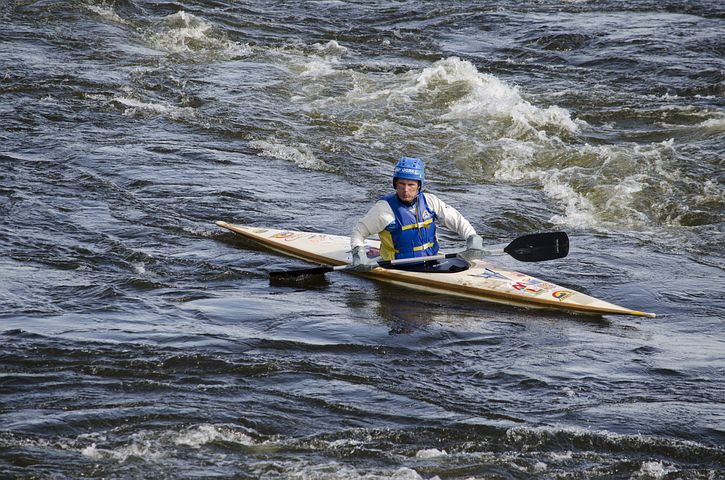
[80,424,258,463]
[147,11,251,59]
[250,462,432,480]
[86,4,131,26]
[301,59,338,78]
[385,59,721,230]
[313,40,349,57]
[415,448,448,459]
[505,424,716,458]
[634,461,678,479]
[173,424,256,448]
[292,40,350,79]
[249,139,337,172]
[81,437,166,463]
[543,177,599,229]
[258,45,720,232]
[111,95,197,121]
[331,55,581,143]
[697,115,725,133]
[488,138,700,229]
[415,57,580,136]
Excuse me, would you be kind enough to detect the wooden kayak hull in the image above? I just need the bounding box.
[216,221,656,318]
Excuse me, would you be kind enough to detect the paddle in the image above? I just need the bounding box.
[269,231,569,278]
[504,231,569,262]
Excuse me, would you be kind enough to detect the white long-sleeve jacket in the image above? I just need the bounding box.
[351,192,476,251]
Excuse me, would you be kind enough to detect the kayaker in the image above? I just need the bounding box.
[350,157,483,271]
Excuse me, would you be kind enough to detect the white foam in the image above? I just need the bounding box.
[263,50,716,232]
[249,139,336,172]
[550,451,574,460]
[313,40,349,57]
[391,468,436,480]
[697,116,725,132]
[561,387,576,397]
[486,135,704,230]
[147,11,251,59]
[251,462,433,480]
[112,96,197,121]
[490,138,538,182]
[328,438,365,449]
[149,11,210,54]
[288,41,350,79]
[80,443,105,460]
[80,424,258,463]
[81,438,165,463]
[634,461,677,479]
[86,4,130,26]
[174,424,255,448]
[506,424,709,459]
[415,448,448,459]
[415,57,580,135]
[301,59,338,78]
[487,138,600,229]
[543,177,598,229]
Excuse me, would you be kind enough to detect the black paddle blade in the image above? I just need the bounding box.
[503,232,569,262]
[269,265,334,278]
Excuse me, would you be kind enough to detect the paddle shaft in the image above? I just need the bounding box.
[337,252,457,270]
[270,252,458,278]
[269,231,569,278]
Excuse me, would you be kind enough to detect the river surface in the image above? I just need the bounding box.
[1,1,724,479]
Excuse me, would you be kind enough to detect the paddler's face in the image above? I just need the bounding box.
[395,178,420,203]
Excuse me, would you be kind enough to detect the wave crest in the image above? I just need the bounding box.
[147,11,251,59]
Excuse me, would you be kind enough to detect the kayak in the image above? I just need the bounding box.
[216,221,656,318]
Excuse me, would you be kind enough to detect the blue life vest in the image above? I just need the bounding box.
[379,192,439,260]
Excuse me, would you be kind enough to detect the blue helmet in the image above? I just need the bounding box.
[393,157,425,188]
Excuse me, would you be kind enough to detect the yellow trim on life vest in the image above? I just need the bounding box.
[412,241,435,252]
[390,241,436,255]
[401,218,433,231]
[378,230,396,261]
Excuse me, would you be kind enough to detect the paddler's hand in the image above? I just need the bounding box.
[350,246,374,272]
[462,234,484,260]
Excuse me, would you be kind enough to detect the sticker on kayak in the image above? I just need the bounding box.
[271,232,306,242]
[306,234,338,245]
[474,268,511,280]
[552,291,573,302]
[511,278,557,296]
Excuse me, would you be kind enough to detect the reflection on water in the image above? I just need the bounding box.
[378,293,432,335]
[375,281,461,335]
[268,270,332,290]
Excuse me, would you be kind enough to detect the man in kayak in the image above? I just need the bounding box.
[350,157,483,271]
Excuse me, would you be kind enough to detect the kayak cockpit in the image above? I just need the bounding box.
[381,257,470,273]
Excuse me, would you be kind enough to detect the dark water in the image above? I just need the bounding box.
[1,1,724,478]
